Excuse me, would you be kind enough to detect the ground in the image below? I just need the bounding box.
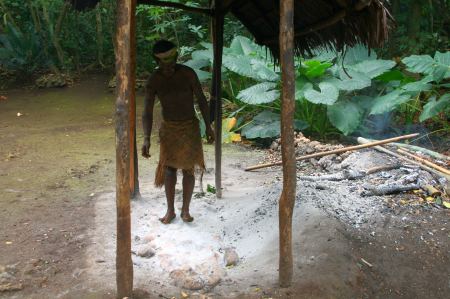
[0,76,449,299]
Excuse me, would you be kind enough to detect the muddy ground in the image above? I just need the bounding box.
[0,76,449,299]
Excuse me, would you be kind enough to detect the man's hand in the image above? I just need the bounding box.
[206,126,215,144]
[141,139,151,158]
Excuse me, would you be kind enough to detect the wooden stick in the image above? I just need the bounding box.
[278,0,296,288]
[357,137,450,181]
[245,133,419,171]
[392,142,450,161]
[397,149,450,175]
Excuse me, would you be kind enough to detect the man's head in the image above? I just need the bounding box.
[153,40,178,75]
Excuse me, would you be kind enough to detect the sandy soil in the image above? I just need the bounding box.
[0,76,449,299]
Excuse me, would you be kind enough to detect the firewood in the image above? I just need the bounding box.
[297,164,401,182]
[362,183,421,196]
[246,133,419,171]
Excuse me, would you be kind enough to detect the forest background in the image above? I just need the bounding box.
[0,0,449,143]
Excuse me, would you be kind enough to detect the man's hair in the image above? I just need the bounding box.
[152,40,176,55]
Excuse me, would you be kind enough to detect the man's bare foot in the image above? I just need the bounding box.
[159,211,176,224]
[180,211,194,222]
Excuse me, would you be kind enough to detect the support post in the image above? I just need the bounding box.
[114,0,135,297]
[278,0,296,288]
[129,0,140,199]
[212,0,224,198]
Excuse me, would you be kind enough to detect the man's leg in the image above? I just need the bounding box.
[181,169,195,222]
[160,166,177,224]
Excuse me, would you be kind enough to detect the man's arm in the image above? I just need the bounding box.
[142,78,156,157]
[191,70,214,143]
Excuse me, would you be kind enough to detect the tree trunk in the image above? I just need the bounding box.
[42,1,69,68]
[407,0,423,40]
[96,3,105,68]
[114,0,136,297]
[278,0,296,288]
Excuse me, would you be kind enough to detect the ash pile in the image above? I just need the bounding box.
[265,132,450,228]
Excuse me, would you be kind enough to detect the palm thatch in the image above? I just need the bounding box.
[71,0,392,57]
[228,0,392,58]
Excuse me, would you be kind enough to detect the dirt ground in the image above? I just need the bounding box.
[0,76,449,299]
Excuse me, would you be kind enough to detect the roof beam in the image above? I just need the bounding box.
[138,0,212,15]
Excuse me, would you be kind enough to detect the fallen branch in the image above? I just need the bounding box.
[362,183,420,196]
[397,148,450,175]
[245,133,419,171]
[357,137,450,181]
[297,164,401,182]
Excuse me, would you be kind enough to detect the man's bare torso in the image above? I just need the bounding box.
[147,64,196,121]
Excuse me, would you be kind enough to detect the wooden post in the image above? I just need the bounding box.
[212,0,224,198]
[278,0,296,288]
[115,0,135,297]
[129,0,140,199]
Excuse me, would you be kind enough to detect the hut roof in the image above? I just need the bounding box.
[71,0,392,57]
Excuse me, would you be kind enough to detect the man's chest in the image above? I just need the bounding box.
[154,73,192,97]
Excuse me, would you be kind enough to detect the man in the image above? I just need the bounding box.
[141,40,214,224]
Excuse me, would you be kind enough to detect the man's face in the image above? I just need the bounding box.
[156,49,178,76]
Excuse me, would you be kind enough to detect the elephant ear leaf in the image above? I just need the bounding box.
[327,101,363,135]
[304,82,339,105]
[419,94,450,122]
[237,82,279,104]
[402,55,434,74]
[369,91,411,115]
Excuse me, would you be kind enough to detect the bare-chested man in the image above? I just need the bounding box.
[141,40,214,224]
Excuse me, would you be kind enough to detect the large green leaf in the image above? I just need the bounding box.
[295,77,313,100]
[183,58,210,69]
[402,55,434,74]
[370,91,412,115]
[251,59,279,81]
[229,36,259,56]
[350,60,396,79]
[435,51,450,66]
[375,70,405,82]
[303,60,333,79]
[237,82,279,104]
[242,111,308,139]
[419,94,450,122]
[222,55,254,77]
[342,44,377,65]
[193,69,211,82]
[401,77,433,92]
[327,100,363,135]
[304,82,339,105]
[191,49,213,62]
[338,69,372,91]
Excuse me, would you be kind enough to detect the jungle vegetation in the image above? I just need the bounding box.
[0,0,449,141]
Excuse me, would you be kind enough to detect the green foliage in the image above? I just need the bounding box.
[241,111,308,139]
[0,23,45,74]
[237,82,279,104]
[420,94,450,122]
[194,36,449,139]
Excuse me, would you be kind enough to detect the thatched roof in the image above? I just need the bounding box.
[228,0,391,57]
[71,0,392,57]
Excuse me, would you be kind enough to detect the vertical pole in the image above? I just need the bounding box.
[279,0,296,288]
[212,0,224,198]
[115,0,135,297]
[129,0,140,199]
